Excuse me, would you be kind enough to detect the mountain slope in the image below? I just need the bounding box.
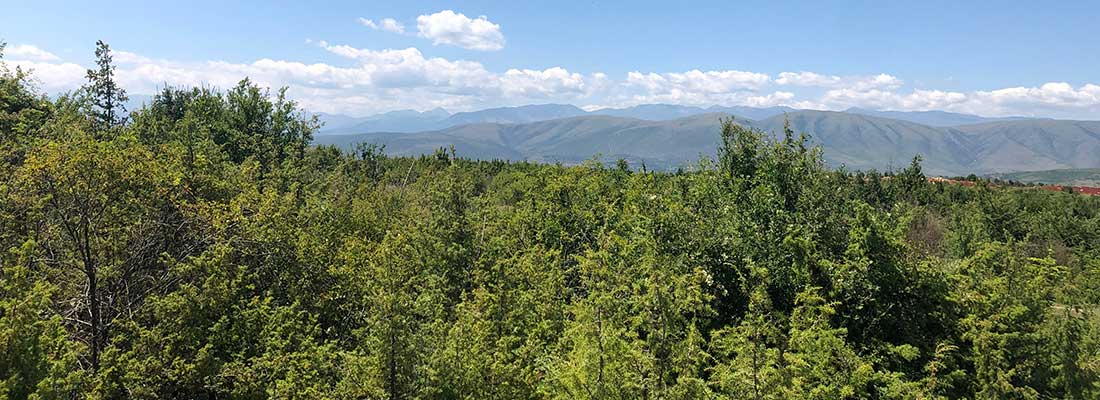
[757,111,979,175]
[315,114,731,169]
[844,107,1030,127]
[313,110,1100,176]
[708,105,797,120]
[987,168,1100,186]
[957,119,1100,172]
[590,104,710,120]
[442,104,588,126]
[318,108,451,134]
[316,104,796,135]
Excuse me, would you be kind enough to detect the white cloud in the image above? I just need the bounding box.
[819,88,968,111]
[855,74,904,91]
[318,42,494,90]
[614,69,777,108]
[4,44,60,61]
[742,91,797,107]
[5,60,87,93]
[29,41,593,114]
[777,71,902,91]
[499,67,589,98]
[612,90,797,109]
[626,70,771,93]
[114,51,153,64]
[416,10,504,51]
[8,42,1100,119]
[358,17,405,34]
[775,71,841,87]
[817,82,1100,118]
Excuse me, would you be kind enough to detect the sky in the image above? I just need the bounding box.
[2,0,1100,118]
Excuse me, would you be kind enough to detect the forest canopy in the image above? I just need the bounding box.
[2,40,1099,399]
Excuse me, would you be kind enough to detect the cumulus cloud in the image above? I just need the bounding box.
[358,17,405,34]
[816,82,1100,118]
[626,70,771,93]
[612,70,776,107]
[4,60,86,93]
[775,71,841,87]
[777,71,903,91]
[499,67,594,98]
[819,88,967,111]
[416,10,504,51]
[318,42,494,90]
[4,44,60,61]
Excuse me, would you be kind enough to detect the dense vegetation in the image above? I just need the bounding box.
[3,41,1100,399]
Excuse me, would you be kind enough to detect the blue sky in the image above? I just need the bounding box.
[3,0,1100,118]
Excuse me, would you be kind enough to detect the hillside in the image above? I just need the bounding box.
[753,111,978,175]
[956,119,1100,172]
[316,104,1022,135]
[317,114,731,170]
[988,168,1100,186]
[315,109,1100,176]
[844,107,1030,127]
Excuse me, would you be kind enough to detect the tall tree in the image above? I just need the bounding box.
[14,133,185,371]
[84,40,128,133]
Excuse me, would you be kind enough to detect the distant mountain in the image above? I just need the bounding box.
[316,114,729,169]
[315,111,1100,176]
[315,112,369,132]
[317,103,1016,137]
[590,104,710,120]
[315,104,799,135]
[987,168,1100,186]
[751,113,1100,174]
[442,104,588,125]
[844,107,1030,127]
[757,111,978,175]
[587,104,796,121]
[707,105,797,121]
[317,104,594,135]
[956,119,1100,172]
[124,94,155,113]
[318,108,451,135]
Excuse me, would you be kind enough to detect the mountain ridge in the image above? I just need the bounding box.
[314,110,1100,176]
[316,104,1043,135]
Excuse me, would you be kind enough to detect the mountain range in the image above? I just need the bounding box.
[315,104,799,135]
[315,104,1036,135]
[313,105,1100,176]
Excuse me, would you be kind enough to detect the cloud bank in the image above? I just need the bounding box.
[4,41,1099,119]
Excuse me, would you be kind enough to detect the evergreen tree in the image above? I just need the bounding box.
[84,40,129,133]
[709,263,783,400]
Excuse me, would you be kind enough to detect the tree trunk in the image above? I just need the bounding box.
[85,256,101,370]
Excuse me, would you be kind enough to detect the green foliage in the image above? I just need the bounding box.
[0,241,85,399]
[2,41,1099,399]
[0,43,52,152]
